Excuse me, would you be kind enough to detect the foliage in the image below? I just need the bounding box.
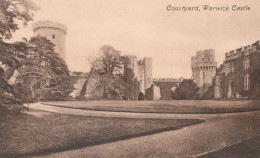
[84,47,145,100]
[0,0,38,40]
[218,55,251,99]
[123,67,140,100]
[15,36,74,100]
[202,85,214,99]
[122,55,140,100]
[249,48,260,99]
[90,45,126,99]
[154,82,177,100]
[172,79,199,100]
[0,0,37,113]
[220,73,228,99]
[99,45,122,75]
[0,41,28,94]
[99,75,127,99]
[145,85,154,100]
[0,101,27,115]
[0,40,31,113]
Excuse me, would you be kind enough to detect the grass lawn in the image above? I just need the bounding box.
[0,110,204,157]
[44,100,260,108]
[199,136,260,158]
[42,101,260,114]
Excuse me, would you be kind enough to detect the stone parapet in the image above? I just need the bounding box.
[225,41,260,62]
[153,78,182,83]
[33,21,67,34]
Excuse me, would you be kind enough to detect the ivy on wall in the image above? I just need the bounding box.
[218,45,260,99]
[219,55,248,99]
[249,50,260,98]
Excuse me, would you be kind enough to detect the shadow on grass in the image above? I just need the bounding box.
[4,126,198,158]
[0,112,205,158]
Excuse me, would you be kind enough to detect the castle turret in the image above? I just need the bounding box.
[124,56,153,94]
[191,49,217,88]
[33,21,67,60]
[125,56,138,77]
[143,57,152,92]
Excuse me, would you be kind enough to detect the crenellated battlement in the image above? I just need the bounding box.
[225,50,239,61]
[153,78,182,83]
[214,40,260,99]
[124,55,152,94]
[225,41,260,61]
[191,49,217,68]
[32,21,67,60]
[33,21,67,34]
[196,49,214,55]
[191,49,217,88]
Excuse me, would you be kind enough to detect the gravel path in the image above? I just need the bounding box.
[29,102,260,158]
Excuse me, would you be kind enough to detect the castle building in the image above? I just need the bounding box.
[28,21,67,99]
[214,41,260,99]
[33,21,67,60]
[125,56,153,94]
[191,49,217,89]
[70,56,153,100]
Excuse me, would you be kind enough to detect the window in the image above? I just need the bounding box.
[52,34,55,39]
[230,62,235,73]
[244,75,250,91]
[243,59,249,71]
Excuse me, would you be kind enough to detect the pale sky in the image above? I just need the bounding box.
[12,0,260,78]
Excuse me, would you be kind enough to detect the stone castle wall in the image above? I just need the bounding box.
[127,56,139,77]
[191,49,217,88]
[144,57,153,93]
[126,56,153,94]
[33,21,67,60]
[214,41,260,99]
[70,56,153,100]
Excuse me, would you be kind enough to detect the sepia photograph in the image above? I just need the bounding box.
[0,0,260,157]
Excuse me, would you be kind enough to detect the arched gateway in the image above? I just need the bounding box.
[153,78,182,100]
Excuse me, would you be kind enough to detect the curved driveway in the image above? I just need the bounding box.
[29,102,260,158]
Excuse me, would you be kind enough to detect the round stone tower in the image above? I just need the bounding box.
[33,21,67,60]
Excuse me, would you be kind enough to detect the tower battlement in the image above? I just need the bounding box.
[33,21,67,34]
[191,49,217,88]
[124,56,152,94]
[192,49,216,68]
[33,21,67,60]
[225,41,260,62]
